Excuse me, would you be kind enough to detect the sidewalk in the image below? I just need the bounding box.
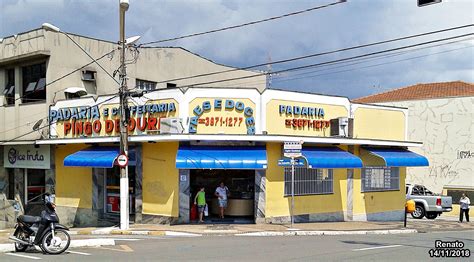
[1,219,472,243]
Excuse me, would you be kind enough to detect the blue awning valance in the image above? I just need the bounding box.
[176,146,267,169]
[363,147,429,167]
[64,147,135,168]
[302,147,363,169]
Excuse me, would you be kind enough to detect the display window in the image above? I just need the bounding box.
[26,169,46,203]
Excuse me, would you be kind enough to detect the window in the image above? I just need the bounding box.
[22,62,46,103]
[166,82,177,88]
[26,169,46,203]
[82,70,96,81]
[4,68,15,105]
[361,167,399,192]
[284,167,333,196]
[136,79,157,91]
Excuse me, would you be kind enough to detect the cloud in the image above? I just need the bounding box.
[1,0,472,99]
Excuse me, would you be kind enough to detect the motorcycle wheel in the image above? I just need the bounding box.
[41,229,71,255]
[14,242,28,252]
[14,231,28,252]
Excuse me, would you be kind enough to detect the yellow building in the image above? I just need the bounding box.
[39,87,428,226]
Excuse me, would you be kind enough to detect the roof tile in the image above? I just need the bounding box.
[353,81,474,103]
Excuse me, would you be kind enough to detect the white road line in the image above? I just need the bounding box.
[5,253,42,260]
[67,250,91,256]
[112,238,142,241]
[352,245,403,251]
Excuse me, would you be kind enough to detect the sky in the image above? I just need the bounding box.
[1,0,473,99]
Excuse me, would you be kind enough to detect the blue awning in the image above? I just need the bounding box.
[363,147,429,167]
[64,147,129,168]
[176,146,267,169]
[302,147,363,168]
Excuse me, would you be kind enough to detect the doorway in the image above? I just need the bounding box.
[190,169,255,224]
[105,166,136,214]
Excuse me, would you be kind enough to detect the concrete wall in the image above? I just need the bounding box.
[379,97,474,194]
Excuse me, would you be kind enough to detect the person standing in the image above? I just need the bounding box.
[215,182,230,219]
[459,193,470,223]
[194,187,206,223]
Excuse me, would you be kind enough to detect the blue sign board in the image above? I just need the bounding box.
[278,158,306,167]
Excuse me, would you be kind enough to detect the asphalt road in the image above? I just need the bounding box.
[1,231,473,261]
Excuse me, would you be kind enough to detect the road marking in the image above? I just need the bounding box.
[94,244,134,253]
[67,250,91,255]
[5,253,42,260]
[353,245,403,251]
[112,238,142,241]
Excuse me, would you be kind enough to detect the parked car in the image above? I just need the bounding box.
[406,184,452,219]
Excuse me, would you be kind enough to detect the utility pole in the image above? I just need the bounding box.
[119,0,130,230]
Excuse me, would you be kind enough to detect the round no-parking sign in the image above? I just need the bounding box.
[117,154,128,167]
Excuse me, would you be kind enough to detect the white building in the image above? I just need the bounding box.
[354,81,474,217]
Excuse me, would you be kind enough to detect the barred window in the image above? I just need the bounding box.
[361,167,399,192]
[136,79,157,91]
[284,167,333,196]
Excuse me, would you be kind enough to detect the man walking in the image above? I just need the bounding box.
[215,182,229,219]
[459,193,470,223]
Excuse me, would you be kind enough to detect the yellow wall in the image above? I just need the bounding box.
[188,98,256,134]
[142,142,179,217]
[352,146,406,216]
[265,143,346,217]
[55,144,92,208]
[265,99,348,137]
[353,107,405,140]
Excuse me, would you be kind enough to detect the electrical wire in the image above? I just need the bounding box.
[173,33,474,89]
[1,49,117,108]
[216,37,474,88]
[0,94,119,145]
[139,0,346,46]
[145,24,473,86]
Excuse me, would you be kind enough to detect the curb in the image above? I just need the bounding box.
[0,238,115,253]
[235,229,418,237]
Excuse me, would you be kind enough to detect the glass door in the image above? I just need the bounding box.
[105,166,136,214]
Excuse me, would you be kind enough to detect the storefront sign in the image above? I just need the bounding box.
[188,98,256,134]
[4,145,50,169]
[279,104,330,130]
[49,99,178,138]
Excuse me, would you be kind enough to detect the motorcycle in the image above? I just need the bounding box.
[9,194,71,254]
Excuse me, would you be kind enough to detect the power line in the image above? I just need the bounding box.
[173,32,474,89]
[274,45,474,85]
[1,49,116,108]
[140,0,346,46]
[220,37,474,88]
[0,94,119,145]
[147,24,473,85]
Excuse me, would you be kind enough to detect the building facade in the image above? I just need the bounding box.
[39,87,428,227]
[0,28,265,228]
[354,81,474,218]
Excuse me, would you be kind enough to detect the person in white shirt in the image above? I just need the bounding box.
[215,182,229,219]
[459,193,470,223]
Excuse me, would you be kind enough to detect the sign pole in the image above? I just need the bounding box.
[291,156,295,228]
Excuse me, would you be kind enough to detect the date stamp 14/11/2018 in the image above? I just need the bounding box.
[429,240,470,258]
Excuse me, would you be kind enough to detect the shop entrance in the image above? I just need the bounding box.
[190,169,255,224]
[105,166,136,215]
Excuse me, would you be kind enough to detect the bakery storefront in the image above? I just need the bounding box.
[40,87,429,226]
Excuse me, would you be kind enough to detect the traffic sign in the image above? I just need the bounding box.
[284,141,303,158]
[117,154,128,167]
[278,158,305,167]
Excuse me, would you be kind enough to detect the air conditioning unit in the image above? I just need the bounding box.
[159,118,184,134]
[330,117,353,138]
